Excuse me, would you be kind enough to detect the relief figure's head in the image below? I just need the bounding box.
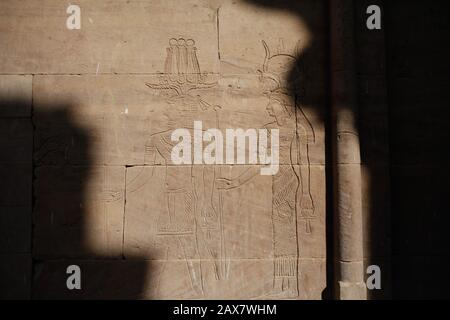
[266,92,294,126]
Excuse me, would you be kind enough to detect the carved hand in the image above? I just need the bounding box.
[300,194,315,218]
[215,178,239,190]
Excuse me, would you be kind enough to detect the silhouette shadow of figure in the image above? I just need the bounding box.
[0,96,149,299]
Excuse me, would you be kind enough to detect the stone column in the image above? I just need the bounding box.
[329,0,367,299]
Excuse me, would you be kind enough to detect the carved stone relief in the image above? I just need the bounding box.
[122,36,325,299]
[26,0,328,299]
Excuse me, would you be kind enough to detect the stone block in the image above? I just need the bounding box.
[124,165,325,260]
[32,258,325,299]
[219,0,327,75]
[0,0,218,74]
[0,75,32,118]
[0,119,33,164]
[33,166,125,258]
[33,74,325,166]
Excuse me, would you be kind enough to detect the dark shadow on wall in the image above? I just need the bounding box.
[353,0,392,300]
[0,97,150,299]
[385,0,450,299]
[0,97,34,299]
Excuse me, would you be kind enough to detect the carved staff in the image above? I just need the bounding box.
[214,104,229,280]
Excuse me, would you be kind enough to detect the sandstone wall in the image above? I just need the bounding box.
[0,0,328,299]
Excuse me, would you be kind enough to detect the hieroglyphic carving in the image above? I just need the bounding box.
[146,38,217,97]
[263,39,316,297]
[131,37,317,298]
[139,38,228,296]
[216,39,316,298]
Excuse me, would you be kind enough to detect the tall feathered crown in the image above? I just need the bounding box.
[146,38,216,96]
[258,39,303,95]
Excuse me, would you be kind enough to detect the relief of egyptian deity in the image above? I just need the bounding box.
[261,39,316,297]
[142,38,228,297]
[215,39,316,298]
[138,37,316,298]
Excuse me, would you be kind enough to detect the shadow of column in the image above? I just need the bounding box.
[0,95,151,299]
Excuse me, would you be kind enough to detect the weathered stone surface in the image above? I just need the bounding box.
[146,258,326,299]
[0,75,32,117]
[32,258,325,299]
[2,0,330,300]
[33,74,325,165]
[296,258,326,300]
[214,75,325,165]
[125,165,325,259]
[199,75,325,165]
[123,163,325,299]
[336,133,361,165]
[0,254,31,299]
[218,0,328,137]
[338,280,367,300]
[336,164,363,263]
[33,166,125,258]
[0,207,31,253]
[33,75,162,165]
[0,0,218,74]
[219,1,325,74]
[329,0,366,300]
